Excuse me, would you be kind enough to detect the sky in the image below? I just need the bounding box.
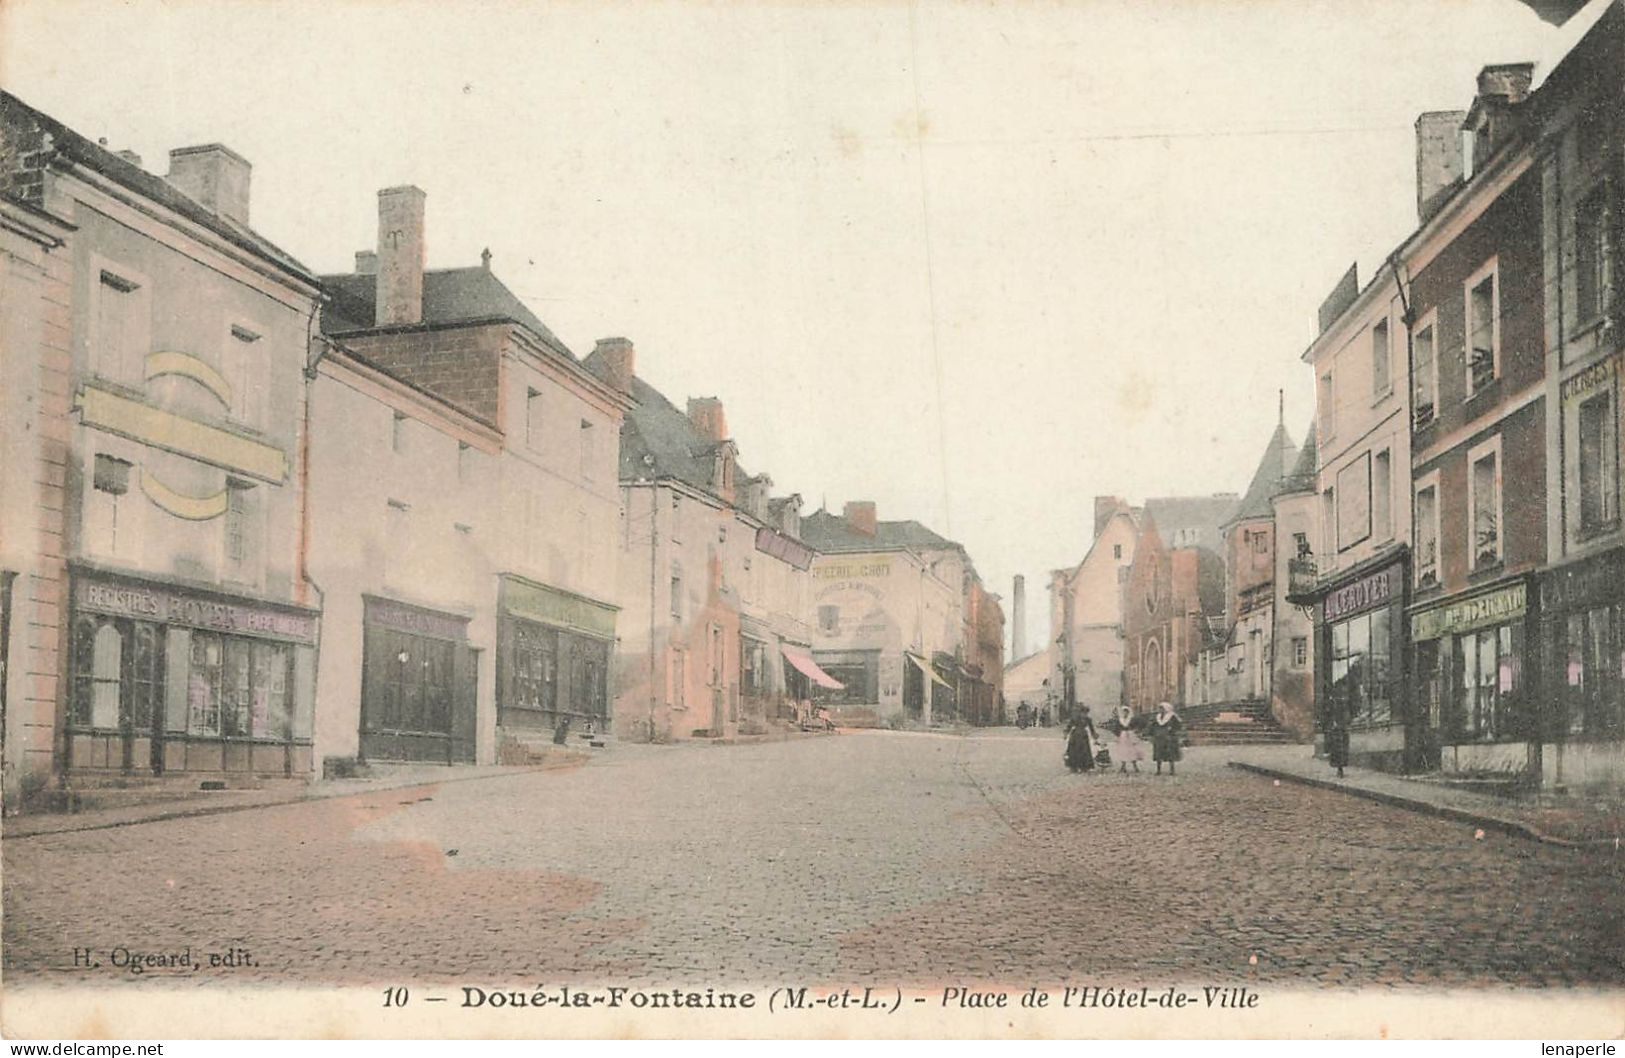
[1,0,1567,656]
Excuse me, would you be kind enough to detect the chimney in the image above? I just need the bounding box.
[375,186,426,327]
[594,337,635,393]
[114,149,142,168]
[686,397,728,442]
[1093,496,1127,538]
[165,144,251,226]
[1415,111,1467,222]
[843,501,877,536]
[1465,63,1534,175]
[1012,575,1027,659]
[354,250,378,275]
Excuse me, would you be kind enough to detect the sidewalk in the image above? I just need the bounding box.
[1225,743,1623,849]
[2,752,594,840]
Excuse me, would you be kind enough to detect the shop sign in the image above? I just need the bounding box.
[754,526,815,570]
[1560,355,1617,403]
[815,559,892,580]
[365,596,469,641]
[502,577,617,639]
[77,574,316,644]
[1540,552,1625,612]
[1322,562,1401,624]
[1411,582,1527,642]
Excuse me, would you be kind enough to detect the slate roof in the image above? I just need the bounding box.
[1224,422,1298,527]
[0,92,317,287]
[1278,422,1318,493]
[319,267,575,360]
[1143,494,1236,553]
[799,509,962,555]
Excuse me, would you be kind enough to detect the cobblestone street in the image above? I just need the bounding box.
[4,730,1621,991]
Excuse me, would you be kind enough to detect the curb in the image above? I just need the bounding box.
[1227,761,1619,851]
[1,760,579,842]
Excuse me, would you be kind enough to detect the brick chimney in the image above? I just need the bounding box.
[354,250,378,275]
[376,185,426,327]
[686,397,728,442]
[1012,575,1027,659]
[844,501,877,536]
[165,144,251,226]
[595,337,635,393]
[1415,111,1467,222]
[1465,63,1534,175]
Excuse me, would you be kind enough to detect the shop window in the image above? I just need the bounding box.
[1329,608,1391,729]
[89,622,123,728]
[1371,319,1390,397]
[511,622,557,713]
[1578,391,1619,534]
[1454,623,1522,742]
[1562,606,1622,738]
[1415,481,1440,587]
[1466,264,1499,396]
[1469,442,1501,570]
[1412,318,1437,428]
[1574,183,1614,328]
[741,637,767,695]
[1369,450,1389,541]
[188,632,292,739]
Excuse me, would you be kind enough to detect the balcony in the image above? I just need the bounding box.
[1285,556,1318,605]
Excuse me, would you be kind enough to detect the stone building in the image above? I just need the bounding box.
[0,93,325,796]
[1049,498,1140,720]
[584,344,823,742]
[800,503,967,726]
[1405,65,1549,780]
[314,188,629,765]
[1531,2,1624,792]
[1121,511,1214,712]
[1271,431,1320,738]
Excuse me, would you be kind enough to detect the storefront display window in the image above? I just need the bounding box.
[188,632,293,740]
[1329,608,1391,728]
[1453,624,1522,741]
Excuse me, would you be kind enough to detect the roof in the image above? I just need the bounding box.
[590,365,727,495]
[1143,494,1236,550]
[1224,422,1298,526]
[319,267,575,359]
[0,92,317,287]
[1278,422,1319,493]
[799,509,962,555]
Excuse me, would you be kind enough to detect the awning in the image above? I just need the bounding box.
[908,651,953,690]
[781,645,845,690]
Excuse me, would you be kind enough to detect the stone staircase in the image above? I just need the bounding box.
[1182,699,1299,746]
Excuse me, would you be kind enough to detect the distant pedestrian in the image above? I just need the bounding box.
[1108,705,1146,774]
[1326,707,1350,778]
[1148,701,1183,776]
[552,715,572,746]
[1040,704,1052,728]
[1064,707,1099,773]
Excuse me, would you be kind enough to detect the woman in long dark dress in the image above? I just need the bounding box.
[1064,707,1099,773]
[1148,701,1183,776]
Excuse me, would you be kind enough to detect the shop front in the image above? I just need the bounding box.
[1409,576,1539,778]
[1538,548,1625,790]
[359,596,477,764]
[67,567,318,778]
[1314,555,1407,772]
[497,575,616,739]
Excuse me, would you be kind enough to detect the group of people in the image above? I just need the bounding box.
[1063,702,1185,776]
[1014,702,1052,729]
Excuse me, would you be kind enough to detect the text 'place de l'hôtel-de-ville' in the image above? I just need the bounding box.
[0,6,1622,807]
